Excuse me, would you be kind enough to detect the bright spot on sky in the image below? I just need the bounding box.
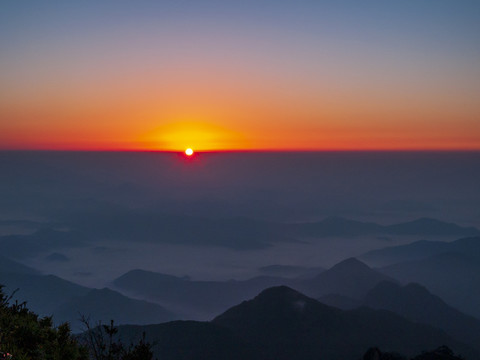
[185,148,194,156]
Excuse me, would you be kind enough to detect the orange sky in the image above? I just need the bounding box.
[1,1,479,151]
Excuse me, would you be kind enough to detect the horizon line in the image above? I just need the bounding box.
[1,148,480,154]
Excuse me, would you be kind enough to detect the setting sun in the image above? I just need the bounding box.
[185,148,194,156]
[140,121,247,152]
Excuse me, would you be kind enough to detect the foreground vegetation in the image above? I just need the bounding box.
[0,286,153,360]
[0,286,87,360]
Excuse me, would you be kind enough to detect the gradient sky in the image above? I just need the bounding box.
[1,0,479,151]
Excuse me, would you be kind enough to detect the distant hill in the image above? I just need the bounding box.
[0,255,40,275]
[112,286,479,360]
[113,269,290,319]
[386,218,479,236]
[55,288,177,331]
[364,281,480,350]
[299,257,396,299]
[112,258,388,319]
[50,210,480,250]
[4,215,474,253]
[290,217,383,237]
[0,272,90,315]
[361,236,480,266]
[0,265,180,331]
[380,252,480,318]
[290,217,479,239]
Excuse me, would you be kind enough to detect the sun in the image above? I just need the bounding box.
[185,148,194,156]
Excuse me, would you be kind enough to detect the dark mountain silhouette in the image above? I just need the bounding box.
[55,288,177,331]
[113,258,390,318]
[113,269,291,319]
[386,218,479,236]
[215,286,478,359]
[364,281,480,350]
[0,255,39,275]
[361,236,480,266]
[381,252,480,318]
[290,217,479,239]
[0,272,89,315]
[112,286,479,360]
[300,257,396,299]
[0,269,180,331]
[361,240,450,266]
[28,208,478,251]
[290,216,383,237]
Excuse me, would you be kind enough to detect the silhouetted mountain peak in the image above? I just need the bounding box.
[243,285,321,315]
[213,285,335,327]
[363,280,480,350]
[303,257,396,299]
[0,255,40,275]
[210,285,480,360]
[328,257,372,274]
[255,285,308,302]
[88,287,118,296]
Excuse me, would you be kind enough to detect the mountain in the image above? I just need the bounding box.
[113,269,290,319]
[0,272,90,315]
[0,255,40,275]
[364,281,480,350]
[290,217,479,239]
[5,214,473,254]
[213,286,478,360]
[112,286,479,360]
[386,218,479,236]
[319,280,480,350]
[0,269,179,331]
[361,236,480,266]
[113,258,389,318]
[290,217,383,237]
[55,288,177,331]
[300,257,396,299]
[380,252,480,318]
